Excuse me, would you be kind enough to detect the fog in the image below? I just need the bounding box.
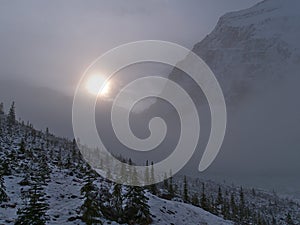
[2,0,299,197]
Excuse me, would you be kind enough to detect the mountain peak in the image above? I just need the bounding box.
[170,0,300,103]
[217,0,300,41]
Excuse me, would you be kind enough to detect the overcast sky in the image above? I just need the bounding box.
[0,0,261,94]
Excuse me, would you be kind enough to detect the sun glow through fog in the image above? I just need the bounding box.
[86,74,111,97]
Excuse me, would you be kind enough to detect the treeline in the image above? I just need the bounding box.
[159,174,297,225]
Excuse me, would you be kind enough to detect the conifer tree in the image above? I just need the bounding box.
[131,167,139,186]
[16,146,51,224]
[127,158,133,183]
[0,171,9,204]
[149,161,157,195]
[191,193,199,206]
[72,138,78,163]
[99,184,113,218]
[124,185,152,225]
[216,186,223,206]
[0,102,4,134]
[7,101,16,126]
[16,160,50,225]
[286,213,294,225]
[119,160,128,184]
[252,188,256,196]
[144,160,149,184]
[239,187,245,220]
[230,193,237,220]
[0,102,4,115]
[0,117,2,135]
[19,139,26,154]
[45,128,50,150]
[183,175,189,202]
[112,184,123,218]
[56,148,63,170]
[39,154,51,182]
[80,177,102,225]
[163,173,168,190]
[16,184,49,225]
[65,153,72,169]
[168,169,174,197]
[0,158,10,176]
[221,198,230,220]
[200,183,209,211]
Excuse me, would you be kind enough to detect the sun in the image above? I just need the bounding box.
[86,74,111,96]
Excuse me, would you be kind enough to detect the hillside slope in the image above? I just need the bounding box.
[0,106,233,224]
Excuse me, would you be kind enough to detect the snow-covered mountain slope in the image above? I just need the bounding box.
[1,171,233,225]
[170,0,300,103]
[0,107,235,225]
[148,194,232,225]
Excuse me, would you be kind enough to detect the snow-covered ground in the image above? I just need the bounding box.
[0,113,235,225]
[0,172,233,225]
[148,194,233,225]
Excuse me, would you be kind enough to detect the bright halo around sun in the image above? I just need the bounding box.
[86,74,111,97]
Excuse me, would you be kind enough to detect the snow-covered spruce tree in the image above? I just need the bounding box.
[113,183,124,220]
[163,172,168,190]
[131,167,139,186]
[168,170,174,198]
[216,186,223,207]
[71,138,79,164]
[200,183,209,211]
[0,117,2,136]
[98,183,124,223]
[183,175,189,203]
[98,183,115,221]
[0,103,4,135]
[7,101,16,127]
[16,144,51,225]
[0,157,10,177]
[239,186,246,222]
[0,102,4,115]
[221,197,230,220]
[149,161,157,195]
[16,167,50,224]
[38,153,51,182]
[285,212,295,225]
[15,184,49,225]
[19,138,26,155]
[144,160,149,184]
[230,192,237,220]
[0,170,10,204]
[191,193,200,206]
[124,185,152,225]
[80,176,102,225]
